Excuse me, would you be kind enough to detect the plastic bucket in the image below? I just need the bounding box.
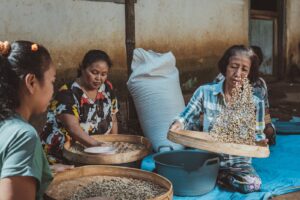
[153,149,219,196]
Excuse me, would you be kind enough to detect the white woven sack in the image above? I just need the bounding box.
[127,48,185,152]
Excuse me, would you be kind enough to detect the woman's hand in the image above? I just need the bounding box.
[94,141,111,147]
[170,121,183,131]
[58,114,101,147]
[0,176,36,200]
[50,164,74,174]
[256,139,269,146]
[264,124,276,145]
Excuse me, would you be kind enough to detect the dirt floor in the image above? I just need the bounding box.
[268,81,300,120]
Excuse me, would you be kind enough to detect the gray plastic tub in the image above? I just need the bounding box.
[153,149,219,196]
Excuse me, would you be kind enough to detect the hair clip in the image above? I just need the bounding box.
[31,43,38,51]
[0,41,10,55]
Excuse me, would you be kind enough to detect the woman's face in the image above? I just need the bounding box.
[225,54,251,88]
[33,64,56,114]
[81,61,109,90]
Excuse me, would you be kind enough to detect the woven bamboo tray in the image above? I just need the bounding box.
[63,134,152,165]
[168,130,270,158]
[45,165,173,200]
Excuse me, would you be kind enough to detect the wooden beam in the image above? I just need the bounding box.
[125,0,135,77]
[277,0,287,80]
[125,0,139,132]
[250,10,278,19]
[82,0,136,4]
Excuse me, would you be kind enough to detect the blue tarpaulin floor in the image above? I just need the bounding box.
[141,134,300,200]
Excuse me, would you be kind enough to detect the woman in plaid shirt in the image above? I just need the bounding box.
[214,45,276,145]
[171,45,269,193]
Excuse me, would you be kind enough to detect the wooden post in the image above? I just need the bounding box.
[277,0,287,80]
[125,0,135,77]
[125,0,139,133]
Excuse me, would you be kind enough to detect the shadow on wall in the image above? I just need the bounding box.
[288,42,300,83]
[177,55,220,93]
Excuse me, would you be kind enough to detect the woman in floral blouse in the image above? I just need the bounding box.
[41,50,118,164]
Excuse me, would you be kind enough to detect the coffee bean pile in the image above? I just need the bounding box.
[209,79,256,145]
[111,142,145,153]
[49,176,167,200]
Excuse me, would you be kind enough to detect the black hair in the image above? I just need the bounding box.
[250,45,264,66]
[77,50,112,77]
[218,45,260,83]
[0,40,52,121]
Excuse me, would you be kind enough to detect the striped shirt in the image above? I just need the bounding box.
[175,79,266,168]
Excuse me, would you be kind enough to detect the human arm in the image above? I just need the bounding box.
[110,114,118,134]
[108,81,119,135]
[170,120,184,131]
[255,99,269,145]
[257,78,276,145]
[1,123,52,199]
[57,113,102,146]
[170,87,204,131]
[51,86,104,147]
[264,106,276,145]
[264,122,276,145]
[0,176,36,200]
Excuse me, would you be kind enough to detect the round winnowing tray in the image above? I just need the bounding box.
[63,134,152,165]
[45,165,173,200]
[167,129,270,158]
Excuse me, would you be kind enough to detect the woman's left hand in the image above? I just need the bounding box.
[50,164,75,174]
[256,139,269,146]
[95,141,111,147]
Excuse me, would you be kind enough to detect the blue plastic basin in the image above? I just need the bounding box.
[153,150,219,196]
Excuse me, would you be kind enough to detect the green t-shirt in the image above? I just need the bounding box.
[0,116,53,200]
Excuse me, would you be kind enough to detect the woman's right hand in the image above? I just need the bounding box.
[170,121,183,131]
[58,114,107,147]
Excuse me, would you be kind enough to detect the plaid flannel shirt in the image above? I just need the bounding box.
[175,79,266,168]
[214,73,269,108]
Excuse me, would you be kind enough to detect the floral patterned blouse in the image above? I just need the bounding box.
[41,80,118,163]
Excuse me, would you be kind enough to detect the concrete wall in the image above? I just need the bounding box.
[0,0,250,131]
[0,0,250,93]
[286,0,300,78]
[136,0,249,87]
[0,0,126,91]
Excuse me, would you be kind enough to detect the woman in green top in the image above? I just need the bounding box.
[0,40,71,200]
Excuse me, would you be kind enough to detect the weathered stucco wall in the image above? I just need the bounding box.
[0,0,250,93]
[0,0,126,89]
[136,0,249,88]
[0,0,250,131]
[286,0,300,79]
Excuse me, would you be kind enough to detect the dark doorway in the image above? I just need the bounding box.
[249,0,286,80]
